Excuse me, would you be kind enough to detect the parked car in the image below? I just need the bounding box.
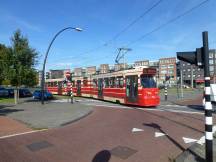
[19,88,32,97]
[33,90,53,100]
[6,88,14,97]
[0,87,9,97]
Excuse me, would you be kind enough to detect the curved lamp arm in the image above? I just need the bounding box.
[41,27,82,104]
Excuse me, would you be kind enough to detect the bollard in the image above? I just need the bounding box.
[164,85,167,101]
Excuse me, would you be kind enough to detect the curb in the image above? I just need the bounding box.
[60,110,93,127]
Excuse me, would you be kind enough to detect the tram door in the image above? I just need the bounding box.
[76,80,81,96]
[98,78,103,98]
[126,75,138,103]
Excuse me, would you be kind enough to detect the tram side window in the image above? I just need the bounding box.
[93,79,98,88]
[48,82,51,87]
[109,77,116,88]
[141,75,156,88]
[116,77,124,88]
[104,78,109,88]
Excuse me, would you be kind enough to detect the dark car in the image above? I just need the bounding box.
[0,87,9,97]
[7,88,14,97]
[19,88,32,97]
[33,90,53,100]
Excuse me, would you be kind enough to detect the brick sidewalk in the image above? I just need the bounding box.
[0,116,32,137]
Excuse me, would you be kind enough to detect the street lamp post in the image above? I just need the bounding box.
[41,27,82,104]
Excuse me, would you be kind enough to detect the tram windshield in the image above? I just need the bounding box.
[141,75,156,88]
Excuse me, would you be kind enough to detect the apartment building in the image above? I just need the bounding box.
[134,60,149,67]
[86,66,96,75]
[177,49,216,86]
[100,64,109,74]
[158,57,176,84]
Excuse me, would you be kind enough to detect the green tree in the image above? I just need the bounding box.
[9,29,38,87]
[0,44,12,85]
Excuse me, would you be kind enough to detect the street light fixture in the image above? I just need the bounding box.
[41,27,83,104]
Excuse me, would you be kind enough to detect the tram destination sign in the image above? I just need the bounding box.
[143,68,156,75]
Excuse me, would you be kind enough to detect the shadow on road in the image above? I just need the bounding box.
[143,123,185,151]
[186,105,204,111]
[0,105,23,116]
[92,150,111,162]
[143,122,205,162]
[143,111,204,133]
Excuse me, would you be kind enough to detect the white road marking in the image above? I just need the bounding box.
[155,132,167,137]
[83,103,204,114]
[83,103,132,109]
[164,105,188,108]
[197,136,205,145]
[75,99,82,102]
[132,128,144,132]
[157,108,204,115]
[183,137,198,144]
[0,129,48,140]
[51,99,68,103]
[197,125,216,145]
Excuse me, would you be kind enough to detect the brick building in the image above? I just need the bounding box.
[158,57,176,84]
[73,68,83,77]
[49,69,70,79]
[114,63,127,71]
[86,66,96,75]
[134,60,149,67]
[100,64,109,74]
[177,61,204,86]
[177,49,216,86]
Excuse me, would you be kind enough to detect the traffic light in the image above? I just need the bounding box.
[177,48,203,68]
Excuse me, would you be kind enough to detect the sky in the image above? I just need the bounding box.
[0,0,216,70]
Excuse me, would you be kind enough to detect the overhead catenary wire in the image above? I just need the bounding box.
[126,0,209,46]
[78,0,210,67]
[53,0,164,60]
[105,0,164,44]
[47,0,210,68]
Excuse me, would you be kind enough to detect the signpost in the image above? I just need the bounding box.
[177,31,213,162]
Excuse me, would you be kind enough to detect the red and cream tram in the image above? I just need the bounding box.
[46,67,160,107]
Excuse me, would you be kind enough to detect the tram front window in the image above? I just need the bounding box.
[141,75,156,88]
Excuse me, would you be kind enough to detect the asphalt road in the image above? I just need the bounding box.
[0,97,214,162]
